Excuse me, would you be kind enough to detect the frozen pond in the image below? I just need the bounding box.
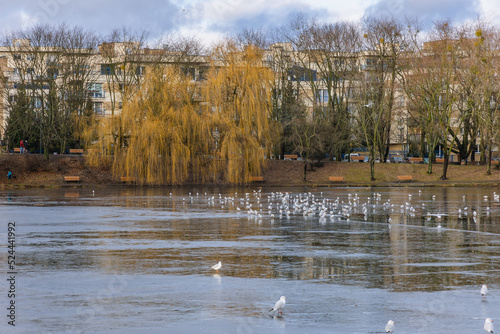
[1,186,500,333]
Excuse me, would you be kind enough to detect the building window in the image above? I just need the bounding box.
[93,102,104,115]
[397,96,406,107]
[290,66,317,82]
[32,97,42,109]
[198,67,208,81]
[119,102,123,109]
[182,67,195,80]
[88,83,104,98]
[316,89,329,103]
[101,64,114,75]
[136,66,145,76]
[13,54,21,60]
[47,68,58,79]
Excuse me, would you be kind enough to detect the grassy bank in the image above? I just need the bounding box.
[262,160,500,187]
[1,154,500,188]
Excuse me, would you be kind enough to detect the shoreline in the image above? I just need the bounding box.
[2,154,500,190]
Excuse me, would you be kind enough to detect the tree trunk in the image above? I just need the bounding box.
[370,159,375,181]
[427,149,434,174]
[487,143,492,175]
[441,150,448,180]
[43,141,50,161]
[303,162,307,182]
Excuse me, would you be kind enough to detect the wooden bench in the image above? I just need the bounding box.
[492,160,499,165]
[436,158,444,163]
[249,176,264,183]
[351,156,365,162]
[14,148,21,153]
[329,176,344,183]
[397,175,413,182]
[284,154,298,160]
[408,157,423,163]
[121,176,136,183]
[69,149,84,154]
[64,176,80,183]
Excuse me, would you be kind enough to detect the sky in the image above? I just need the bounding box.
[0,0,498,46]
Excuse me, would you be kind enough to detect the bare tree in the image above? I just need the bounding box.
[282,15,362,161]
[362,17,408,163]
[472,23,500,174]
[2,23,99,159]
[99,27,150,150]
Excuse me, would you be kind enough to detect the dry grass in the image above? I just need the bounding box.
[262,160,500,186]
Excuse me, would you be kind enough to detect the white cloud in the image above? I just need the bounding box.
[478,0,500,24]
[0,0,497,46]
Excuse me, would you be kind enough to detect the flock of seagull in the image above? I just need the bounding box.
[200,189,500,227]
[196,189,499,332]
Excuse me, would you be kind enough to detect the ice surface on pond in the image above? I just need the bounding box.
[1,187,499,333]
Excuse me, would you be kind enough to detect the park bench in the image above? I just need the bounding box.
[121,176,136,183]
[249,176,264,183]
[69,149,84,154]
[284,154,298,160]
[436,158,444,163]
[397,175,413,182]
[14,148,21,153]
[351,156,365,162]
[329,176,344,183]
[408,157,423,163]
[64,176,80,183]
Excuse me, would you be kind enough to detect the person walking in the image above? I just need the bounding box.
[20,139,25,153]
[7,170,12,183]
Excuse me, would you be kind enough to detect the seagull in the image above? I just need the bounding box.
[270,296,286,316]
[484,318,494,333]
[385,320,395,333]
[481,284,488,299]
[211,261,221,273]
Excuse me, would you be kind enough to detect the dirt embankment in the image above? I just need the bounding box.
[1,154,113,187]
[1,154,500,188]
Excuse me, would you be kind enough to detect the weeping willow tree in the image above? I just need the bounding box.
[87,65,210,184]
[202,41,277,183]
[87,40,276,185]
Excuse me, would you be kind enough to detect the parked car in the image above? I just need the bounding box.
[342,153,360,162]
[390,156,404,163]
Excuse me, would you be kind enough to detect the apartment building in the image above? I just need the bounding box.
[0,38,208,140]
[1,37,489,162]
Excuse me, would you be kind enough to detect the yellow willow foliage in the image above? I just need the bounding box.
[87,66,211,185]
[86,42,277,185]
[203,41,276,183]
[120,67,212,185]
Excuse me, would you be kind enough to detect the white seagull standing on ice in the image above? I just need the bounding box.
[484,318,494,333]
[270,296,286,316]
[385,320,395,333]
[211,261,221,273]
[481,284,488,299]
